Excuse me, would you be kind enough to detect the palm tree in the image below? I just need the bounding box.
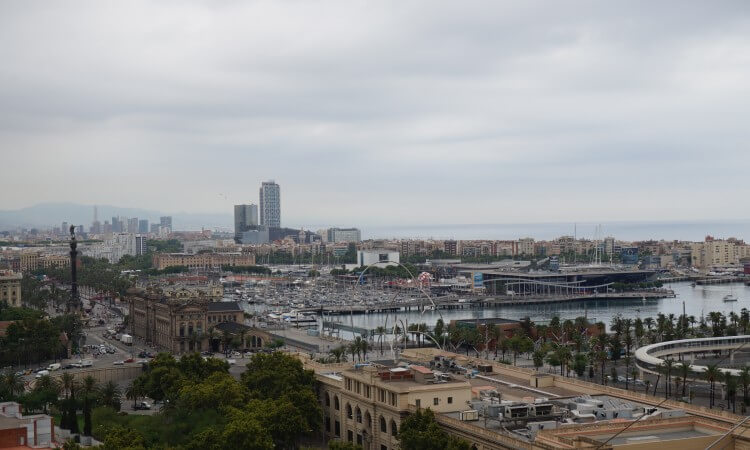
[81,375,97,436]
[622,356,632,390]
[329,346,347,363]
[662,359,675,399]
[358,335,370,361]
[704,364,721,408]
[375,326,386,355]
[98,381,122,411]
[59,373,79,433]
[348,341,359,362]
[676,362,691,398]
[739,367,750,407]
[31,375,59,414]
[726,373,738,413]
[3,372,24,399]
[125,381,139,409]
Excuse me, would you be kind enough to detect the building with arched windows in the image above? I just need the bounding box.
[315,361,472,450]
[127,287,267,353]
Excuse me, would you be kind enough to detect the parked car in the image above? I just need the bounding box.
[124,358,134,363]
[113,360,124,366]
[134,401,152,410]
[35,370,50,378]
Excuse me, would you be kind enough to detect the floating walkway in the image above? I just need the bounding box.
[300,290,675,315]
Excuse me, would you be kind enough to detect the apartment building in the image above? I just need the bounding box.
[152,252,256,270]
[316,362,472,450]
[19,252,69,273]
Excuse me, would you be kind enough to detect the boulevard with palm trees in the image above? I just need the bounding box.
[319,306,750,413]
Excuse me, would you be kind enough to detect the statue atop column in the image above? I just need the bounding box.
[67,225,82,314]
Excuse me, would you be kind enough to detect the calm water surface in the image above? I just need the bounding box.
[321,281,750,336]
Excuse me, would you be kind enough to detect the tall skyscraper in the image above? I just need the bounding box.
[127,217,139,233]
[138,219,149,234]
[259,180,281,228]
[135,235,148,255]
[111,216,123,233]
[234,204,259,241]
[160,216,172,231]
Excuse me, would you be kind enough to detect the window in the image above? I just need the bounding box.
[390,420,398,436]
[335,420,340,437]
[365,385,370,398]
[355,406,362,423]
[325,393,330,407]
[448,397,453,404]
[325,416,331,432]
[357,434,363,445]
[415,399,421,408]
[380,416,387,433]
[381,446,388,450]
[334,396,340,410]
[346,403,353,420]
[433,397,439,406]
[347,430,353,442]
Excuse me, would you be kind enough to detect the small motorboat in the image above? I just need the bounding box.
[723,294,738,302]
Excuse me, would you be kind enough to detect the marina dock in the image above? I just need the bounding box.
[298,290,674,315]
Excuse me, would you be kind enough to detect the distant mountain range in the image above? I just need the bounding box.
[0,202,233,231]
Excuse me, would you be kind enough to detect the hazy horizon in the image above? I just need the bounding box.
[3,1,750,225]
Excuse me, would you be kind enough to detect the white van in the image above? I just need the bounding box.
[35,370,50,378]
[47,363,61,371]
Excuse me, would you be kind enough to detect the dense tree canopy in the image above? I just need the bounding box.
[399,409,471,450]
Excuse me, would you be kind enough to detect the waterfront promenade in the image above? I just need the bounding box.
[298,289,675,315]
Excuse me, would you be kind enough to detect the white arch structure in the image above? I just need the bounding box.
[353,260,444,354]
[634,335,750,376]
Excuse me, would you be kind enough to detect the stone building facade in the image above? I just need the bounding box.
[0,271,22,307]
[315,362,472,450]
[126,287,266,353]
[152,252,256,270]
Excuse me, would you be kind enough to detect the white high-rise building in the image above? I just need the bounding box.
[259,180,281,228]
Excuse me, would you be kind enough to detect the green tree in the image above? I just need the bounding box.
[329,346,348,363]
[81,375,98,436]
[398,408,471,450]
[98,381,122,411]
[100,425,147,450]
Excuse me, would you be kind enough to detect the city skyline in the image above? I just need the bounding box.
[2,2,750,225]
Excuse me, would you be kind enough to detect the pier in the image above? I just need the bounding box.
[299,290,675,316]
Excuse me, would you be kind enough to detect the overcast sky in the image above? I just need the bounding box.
[2,1,750,227]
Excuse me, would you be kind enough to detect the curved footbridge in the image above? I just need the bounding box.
[635,335,750,376]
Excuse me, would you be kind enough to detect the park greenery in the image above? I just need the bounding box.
[398,408,471,450]
[146,238,183,253]
[0,302,83,367]
[4,351,323,450]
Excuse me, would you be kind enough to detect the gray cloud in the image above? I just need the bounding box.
[1,1,750,227]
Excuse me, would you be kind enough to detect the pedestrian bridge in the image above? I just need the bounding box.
[634,335,750,376]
